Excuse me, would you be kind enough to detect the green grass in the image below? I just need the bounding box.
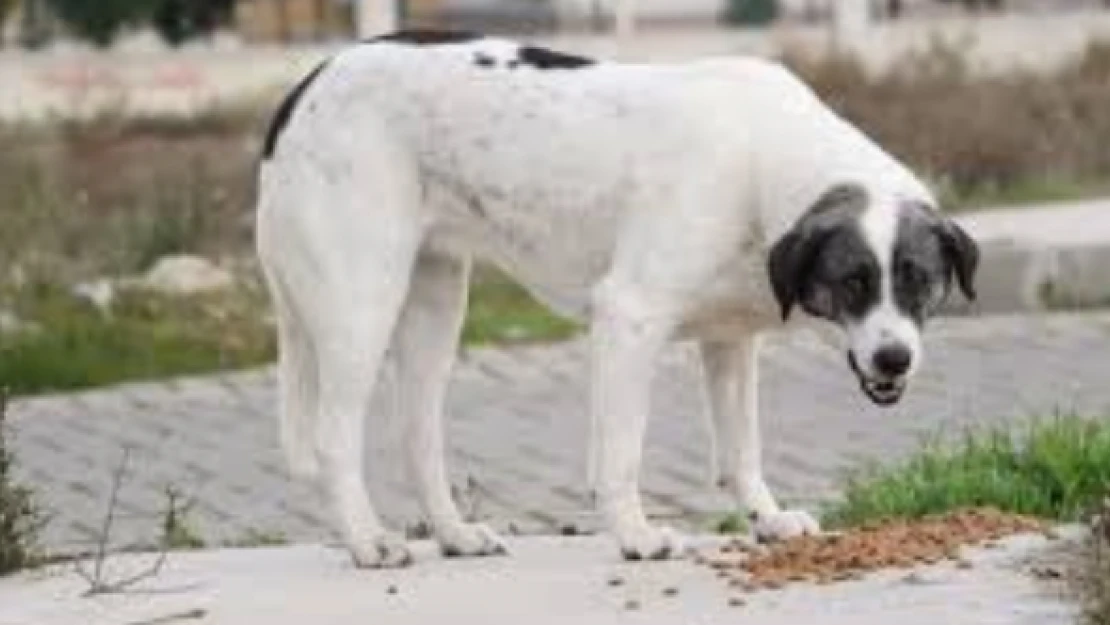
[462,273,580,345]
[0,283,276,397]
[944,175,1107,212]
[0,269,578,397]
[822,415,1110,529]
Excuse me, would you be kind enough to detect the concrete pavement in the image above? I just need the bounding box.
[0,531,1079,625]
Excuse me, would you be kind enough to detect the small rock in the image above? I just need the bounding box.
[956,559,974,570]
[71,278,116,312]
[902,570,948,586]
[623,599,640,611]
[607,576,625,587]
[728,597,747,607]
[662,586,679,597]
[386,584,398,595]
[0,310,40,335]
[1031,565,1063,580]
[137,255,234,295]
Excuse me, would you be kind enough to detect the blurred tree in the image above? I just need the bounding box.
[151,0,234,46]
[44,0,145,47]
[18,0,52,49]
[0,0,12,46]
[723,0,779,25]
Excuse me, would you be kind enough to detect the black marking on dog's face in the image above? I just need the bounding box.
[516,46,596,70]
[261,59,330,160]
[891,203,953,323]
[366,29,481,46]
[768,183,876,323]
[892,201,980,323]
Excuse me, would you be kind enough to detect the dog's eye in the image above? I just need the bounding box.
[841,273,869,298]
[897,260,926,286]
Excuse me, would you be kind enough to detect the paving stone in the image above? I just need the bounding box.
[9,312,1110,553]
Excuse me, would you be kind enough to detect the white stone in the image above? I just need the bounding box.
[136,255,234,296]
[0,310,40,335]
[70,278,116,312]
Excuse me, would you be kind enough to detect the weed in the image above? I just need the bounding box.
[224,528,287,549]
[714,512,749,535]
[823,415,1110,528]
[0,391,44,575]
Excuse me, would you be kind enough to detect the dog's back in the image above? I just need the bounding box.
[260,32,819,316]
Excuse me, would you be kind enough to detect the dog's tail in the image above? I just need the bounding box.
[267,270,322,481]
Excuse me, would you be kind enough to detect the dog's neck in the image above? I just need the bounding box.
[745,80,934,241]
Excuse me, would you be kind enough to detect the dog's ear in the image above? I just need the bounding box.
[936,219,979,301]
[768,229,814,321]
[768,184,866,321]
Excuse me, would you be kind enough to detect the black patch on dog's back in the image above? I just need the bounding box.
[366,29,480,46]
[517,45,595,70]
[261,60,330,160]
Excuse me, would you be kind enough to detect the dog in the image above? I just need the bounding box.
[255,29,979,567]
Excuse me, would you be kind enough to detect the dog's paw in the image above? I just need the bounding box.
[440,523,509,558]
[752,509,820,543]
[349,532,414,569]
[618,524,687,561]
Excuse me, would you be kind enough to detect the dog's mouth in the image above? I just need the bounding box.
[848,352,907,407]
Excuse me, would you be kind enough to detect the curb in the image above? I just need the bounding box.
[946,199,1110,315]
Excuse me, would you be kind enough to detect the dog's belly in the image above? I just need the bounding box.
[426,184,618,322]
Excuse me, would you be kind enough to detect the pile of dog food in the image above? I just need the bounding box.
[698,507,1049,592]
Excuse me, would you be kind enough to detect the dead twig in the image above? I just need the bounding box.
[123,608,208,625]
[74,449,191,596]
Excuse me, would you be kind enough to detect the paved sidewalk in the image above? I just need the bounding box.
[0,532,1078,625]
[10,312,1110,553]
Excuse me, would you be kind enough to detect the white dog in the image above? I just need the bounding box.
[255,30,979,567]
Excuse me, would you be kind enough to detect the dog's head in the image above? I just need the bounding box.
[768,183,979,406]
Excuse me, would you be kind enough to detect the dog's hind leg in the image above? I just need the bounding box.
[392,250,508,558]
[266,270,321,480]
[258,140,426,568]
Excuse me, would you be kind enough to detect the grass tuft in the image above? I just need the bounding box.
[0,392,45,575]
[823,415,1110,529]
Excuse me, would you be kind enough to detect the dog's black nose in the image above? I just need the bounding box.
[873,345,911,377]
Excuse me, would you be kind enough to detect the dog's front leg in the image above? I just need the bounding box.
[590,288,684,560]
[700,335,819,542]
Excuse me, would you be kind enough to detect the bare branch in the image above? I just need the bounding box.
[74,449,191,597]
[122,608,207,625]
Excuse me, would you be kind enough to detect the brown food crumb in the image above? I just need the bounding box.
[694,508,1043,593]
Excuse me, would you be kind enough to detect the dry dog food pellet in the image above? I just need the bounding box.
[696,508,1045,593]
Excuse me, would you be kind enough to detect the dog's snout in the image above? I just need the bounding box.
[873,345,911,377]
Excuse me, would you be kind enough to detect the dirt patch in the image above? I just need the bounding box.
[698,508,1049,592]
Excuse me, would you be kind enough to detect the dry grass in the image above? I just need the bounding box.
[0,107,265,284]
[782,39,1110,208]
